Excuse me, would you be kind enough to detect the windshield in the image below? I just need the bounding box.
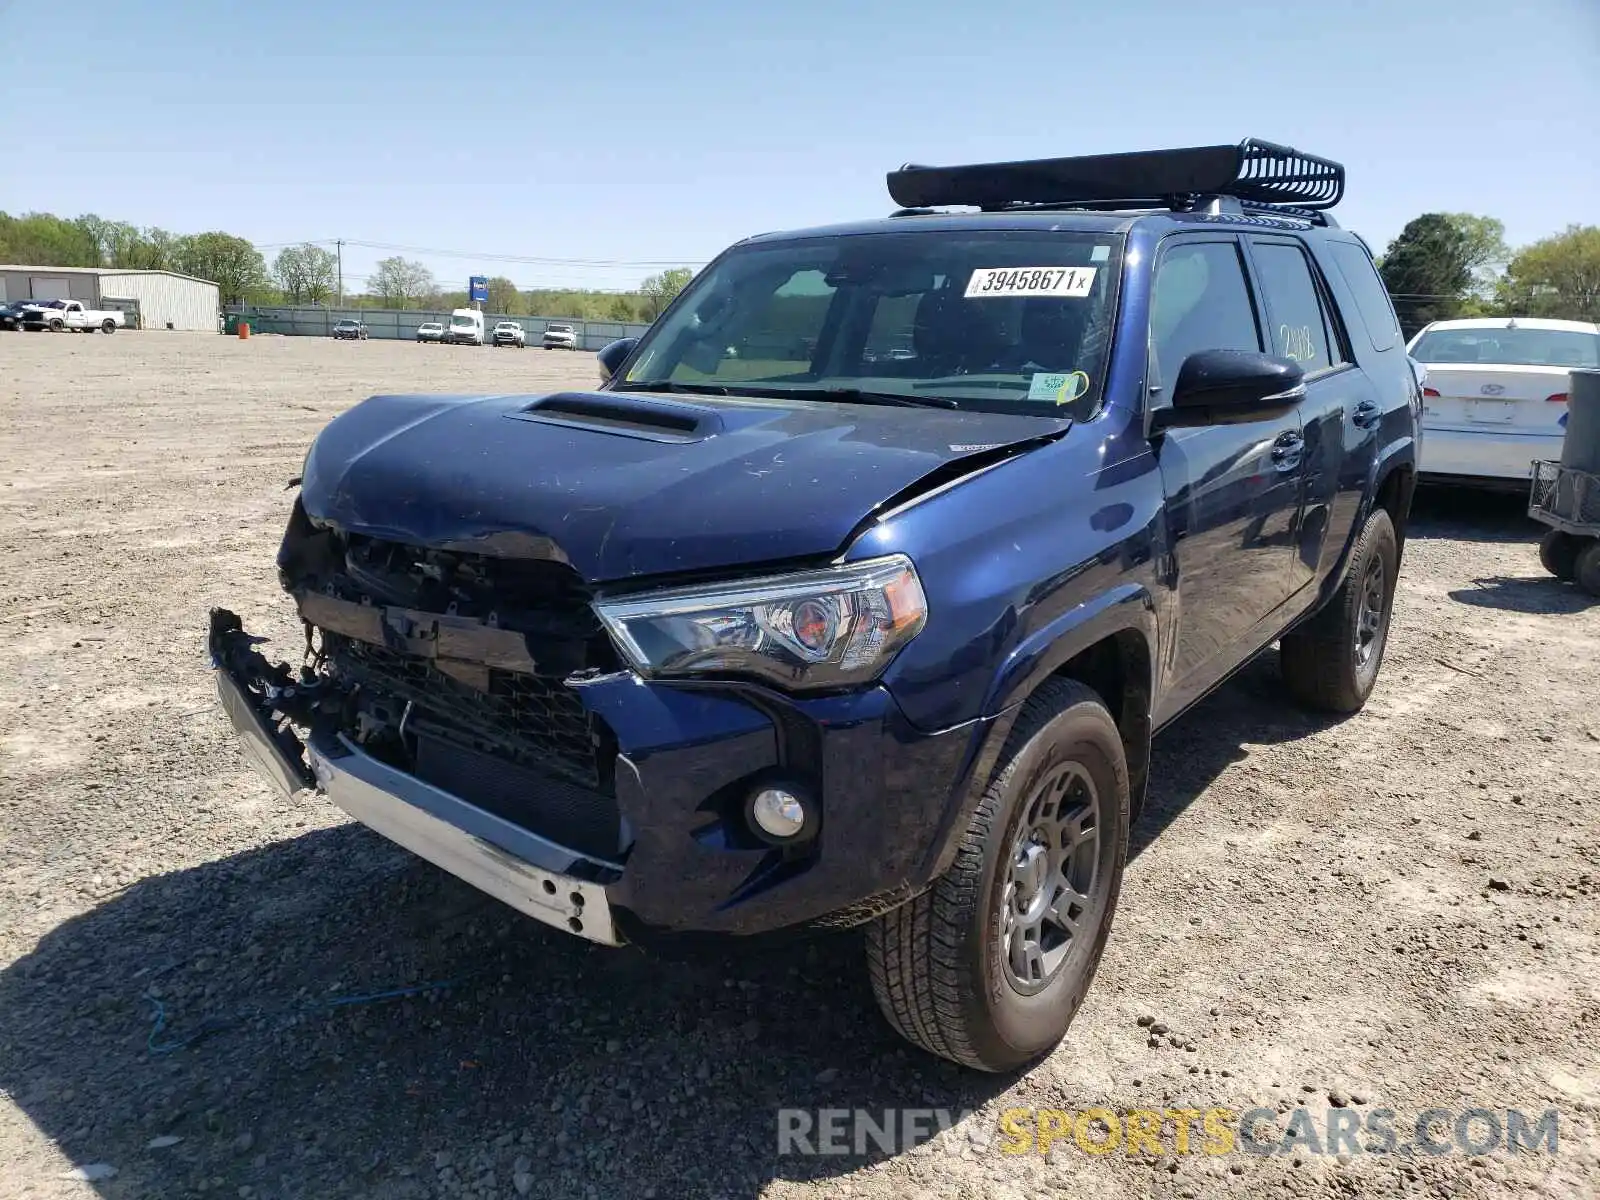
[1412,326,1599,368]
[549,325,573,333]
[336,320,358,328]
[450,314,476,327]
[617,230,1122,417]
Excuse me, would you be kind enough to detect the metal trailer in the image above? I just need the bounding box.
[1530,368,1600,595]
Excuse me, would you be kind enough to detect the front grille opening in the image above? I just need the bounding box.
[304,535,626,858]
[330,637,611,791]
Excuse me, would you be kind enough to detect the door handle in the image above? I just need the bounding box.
[1352,400,1381,429]
[1270,431,1304,473]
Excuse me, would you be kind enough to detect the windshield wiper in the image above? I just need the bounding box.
[803,387,959,410]
[611,380,731,396]
[715,385,959,410]
[613,381,958,409]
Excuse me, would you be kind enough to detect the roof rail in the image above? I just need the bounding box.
[886,138,1345,216]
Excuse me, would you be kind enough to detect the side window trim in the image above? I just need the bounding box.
[1242,234,1353,378]
[1145,233,1265,405]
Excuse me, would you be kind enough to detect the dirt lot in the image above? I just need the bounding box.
[1,332,1597,1200]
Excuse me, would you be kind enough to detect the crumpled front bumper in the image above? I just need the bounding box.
[208,607,997,946]
[209,613,622,946]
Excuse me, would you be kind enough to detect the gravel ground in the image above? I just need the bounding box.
[1,332,1597,1200]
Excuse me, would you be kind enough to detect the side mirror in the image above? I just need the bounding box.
[1152,350,1305,431]
[596,337,639,385]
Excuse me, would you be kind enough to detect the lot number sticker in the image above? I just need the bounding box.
[965,266,1097,299]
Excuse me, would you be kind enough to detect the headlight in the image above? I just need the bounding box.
[595,555,927,691]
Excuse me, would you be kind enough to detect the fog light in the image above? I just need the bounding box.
[751,787,807,840]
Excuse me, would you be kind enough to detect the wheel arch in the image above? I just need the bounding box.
[924,585,1157,881]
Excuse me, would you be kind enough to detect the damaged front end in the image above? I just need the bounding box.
[211,487,998,948]
[208,505,629,943]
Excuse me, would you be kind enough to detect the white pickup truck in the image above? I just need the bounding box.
[23,300,126,333]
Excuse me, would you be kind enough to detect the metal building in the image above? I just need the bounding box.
[0,265,221,332]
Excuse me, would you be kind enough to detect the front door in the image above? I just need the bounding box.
[1148,237,1306,699]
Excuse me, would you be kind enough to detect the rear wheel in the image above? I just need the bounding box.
[866,678,1128,1072]
[1539,530,1582,582]
[101,318,116,333]
[1280,507,1398,713]
[1576,541,1600,598]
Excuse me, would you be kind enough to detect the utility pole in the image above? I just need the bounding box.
[336,240,344,306]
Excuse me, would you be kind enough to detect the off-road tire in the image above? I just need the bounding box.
[1280,507,1398,713]
[1539,530,1582,582]
[1575,540,1600,598]
[865,678,1129,1073]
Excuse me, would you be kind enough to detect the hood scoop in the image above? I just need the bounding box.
[509,391,721,443]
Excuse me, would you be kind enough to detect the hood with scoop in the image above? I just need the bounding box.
[298,389,1068,581]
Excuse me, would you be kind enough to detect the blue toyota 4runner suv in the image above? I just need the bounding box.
[211,140,1420,1072]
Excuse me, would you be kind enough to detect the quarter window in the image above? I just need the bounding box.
[1328,241,1401,353]
[1251,241,1339,372]
[1150,241,1261,393]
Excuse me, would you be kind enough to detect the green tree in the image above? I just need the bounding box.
[273,243,338,304]
[1441,213,1510,297]
[0,211,100,266]
[1380,214,1473,335]
[368,256,436,308]
[1496,225,1600,321]
[639,267,693,319]
[172,232,270,305]
[485,276,520,314]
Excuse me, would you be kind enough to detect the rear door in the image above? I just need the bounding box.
[1243,235,1372,592]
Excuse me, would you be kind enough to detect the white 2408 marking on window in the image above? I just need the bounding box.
[965,267,1097,299]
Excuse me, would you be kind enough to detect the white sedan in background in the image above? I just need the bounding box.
[1409,317,1599,488]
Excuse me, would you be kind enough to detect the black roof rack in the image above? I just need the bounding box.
[886,138,1345,216]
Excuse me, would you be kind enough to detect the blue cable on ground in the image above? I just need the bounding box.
[144,975,470,1055]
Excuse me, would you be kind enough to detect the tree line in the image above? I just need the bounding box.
[1378,214,1597,335]
[0,210,693,320]
[9,204,1591,337]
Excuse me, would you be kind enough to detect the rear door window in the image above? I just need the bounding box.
[1327,241,1401,353]
[1248,240,1342,373]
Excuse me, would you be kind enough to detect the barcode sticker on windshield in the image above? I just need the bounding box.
[965,267,1097,299]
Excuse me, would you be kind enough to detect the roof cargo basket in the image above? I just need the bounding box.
[887,138,1345,216]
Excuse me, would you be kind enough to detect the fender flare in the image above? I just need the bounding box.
[917,584,1159,882]
[1321,434,1418,604]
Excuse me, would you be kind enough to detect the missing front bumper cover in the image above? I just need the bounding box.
[209,606,623,946]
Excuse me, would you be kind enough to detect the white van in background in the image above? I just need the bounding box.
[446,308,485,346]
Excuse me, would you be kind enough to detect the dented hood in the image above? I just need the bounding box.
[298,390,1068,581]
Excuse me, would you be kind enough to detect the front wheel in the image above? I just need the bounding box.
[48,318,64,332]
[866,678,1128,1072]
[1280,507,1398,713]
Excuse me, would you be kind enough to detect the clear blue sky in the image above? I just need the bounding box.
[2,0,1595,293]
